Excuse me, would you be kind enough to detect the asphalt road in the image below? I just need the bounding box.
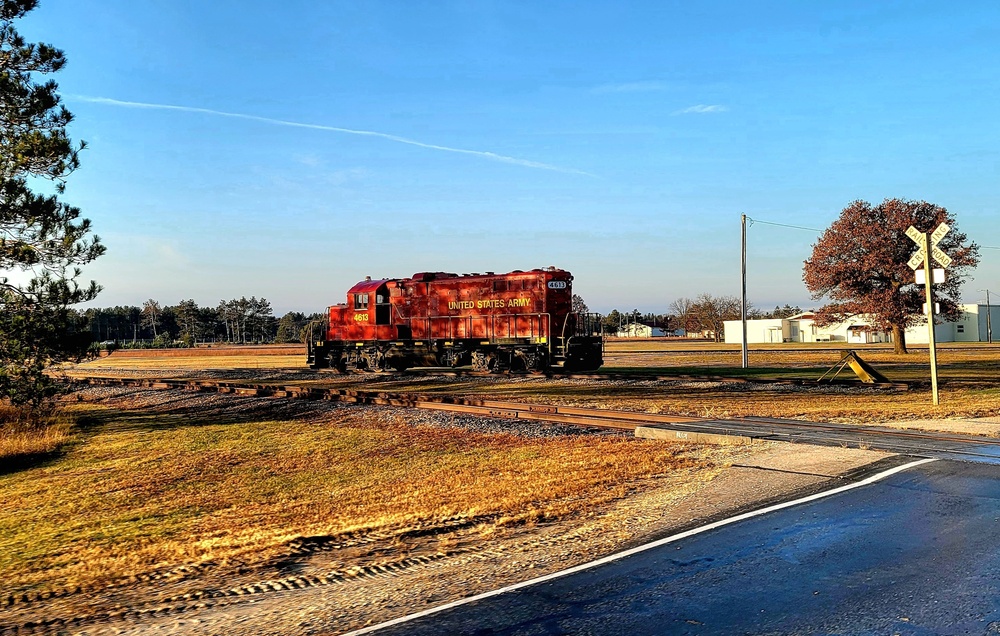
[361,459,1000,636]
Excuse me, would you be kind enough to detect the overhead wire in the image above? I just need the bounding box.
[745,217,822,233]
[748,217,1000,250]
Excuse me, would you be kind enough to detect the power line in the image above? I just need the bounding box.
[745,218,822,233]
[749,217,1000,249]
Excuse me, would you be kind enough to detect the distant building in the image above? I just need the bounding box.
[723,304,1000,344]
[616,322,668,338]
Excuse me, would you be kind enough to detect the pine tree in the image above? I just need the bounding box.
[1,0,104,405]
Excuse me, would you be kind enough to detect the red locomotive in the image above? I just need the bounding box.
[307,267,603,372]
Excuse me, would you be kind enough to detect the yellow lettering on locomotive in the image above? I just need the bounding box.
[477,299,503,309]
[354,313,369,322]
[448,297,532,311]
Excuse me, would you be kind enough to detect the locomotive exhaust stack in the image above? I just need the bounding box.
[307,268,603,373]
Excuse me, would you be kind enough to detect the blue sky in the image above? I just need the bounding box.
[20,0,1000,314]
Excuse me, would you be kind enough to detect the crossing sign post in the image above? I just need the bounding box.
[906,223,950,405]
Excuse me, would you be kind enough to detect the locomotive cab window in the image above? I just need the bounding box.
[354,293,369,310]
[375,286,390,325]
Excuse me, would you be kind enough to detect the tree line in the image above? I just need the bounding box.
[79,298,324,348]
[593,295,802,342]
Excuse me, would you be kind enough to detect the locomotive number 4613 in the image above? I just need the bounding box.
[547,281,567,289]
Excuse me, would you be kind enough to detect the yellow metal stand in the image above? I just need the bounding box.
[818,350,890,384]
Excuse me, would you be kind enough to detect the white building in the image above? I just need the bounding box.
[616,323,668,338]
[723,304,1000,344]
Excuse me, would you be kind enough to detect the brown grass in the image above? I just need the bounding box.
[71,354,303,371]
[0,405,73,462]
[0,398,731,591]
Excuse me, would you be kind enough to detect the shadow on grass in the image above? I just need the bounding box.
[0,449,65,476]
[75,389,341,435]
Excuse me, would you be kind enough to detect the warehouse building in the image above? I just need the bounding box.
[723,304,1000,344]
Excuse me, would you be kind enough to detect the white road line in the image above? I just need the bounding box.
[339,457,936,635]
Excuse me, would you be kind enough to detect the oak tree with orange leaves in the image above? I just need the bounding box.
[803,199,979,354]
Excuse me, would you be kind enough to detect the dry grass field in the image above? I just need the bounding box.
[0,388,734,592]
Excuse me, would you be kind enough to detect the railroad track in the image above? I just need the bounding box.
[373,366,912,391]
[75,376,701,432]
[73,376,999,461]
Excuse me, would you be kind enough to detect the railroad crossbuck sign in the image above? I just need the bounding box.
[906,223,952,270]
[906,222,951,406]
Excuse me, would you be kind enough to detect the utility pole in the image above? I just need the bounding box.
[740,214,748,369]
[980,289,993,344]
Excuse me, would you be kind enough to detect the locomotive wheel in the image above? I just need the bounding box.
[446,350,467,368]
[472,352,500,373]
[361,349,391,372]
[327,351,347,373]
[510,351,528,373]
[360,352,374,371]
[472,351,497,372]
[471,352,486,372]
[513,350,544,373]
[384,348,408,372]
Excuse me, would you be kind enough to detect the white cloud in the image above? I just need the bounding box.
[327,168,369,186]
[592,80,671,94]
[293,153,323,167]
[72,96,595,177]
[673,104,729,115]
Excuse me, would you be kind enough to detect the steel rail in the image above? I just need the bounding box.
[372,367,912,391]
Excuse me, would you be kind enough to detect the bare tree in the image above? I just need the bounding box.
[141,299,161,338]
[688,294,742,342]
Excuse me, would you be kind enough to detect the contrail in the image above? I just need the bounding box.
[73,96,594,177]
